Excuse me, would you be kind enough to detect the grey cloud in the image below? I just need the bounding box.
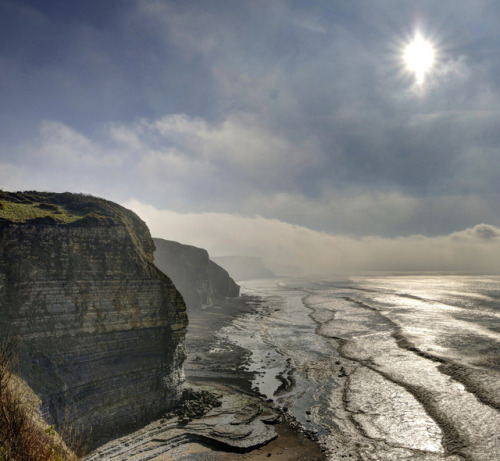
[4,104,500,237]
[244,191,498,237]
[2,0,500,241]
[452,224,500,242]
[473,224,500,240]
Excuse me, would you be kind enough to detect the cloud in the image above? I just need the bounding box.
[0,121,126,198]
[2,0,500,240]
[39,121,122,167]
[146,113,300,175]
[4,112,498,238]
[137,147,214,185]
[451,223,500,242]
[126,199,500,276]
[0,162,23,191]
[24,114,317,208]
[245,190,496,237]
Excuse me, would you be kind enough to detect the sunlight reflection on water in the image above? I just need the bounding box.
[220,275,500,460]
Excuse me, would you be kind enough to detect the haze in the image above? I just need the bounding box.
[1,1,499,274]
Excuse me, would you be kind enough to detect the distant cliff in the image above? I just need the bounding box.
[153,238,239,311]
[0,191,188,445]
[212,256,276,281]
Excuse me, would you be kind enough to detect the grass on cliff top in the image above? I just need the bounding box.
[0,201,85,224]
[0,191,119,225]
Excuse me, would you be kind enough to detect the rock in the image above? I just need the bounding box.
[174,388,222,419]
[153,238,240,312]
[0,191,188,447]
[85,385,280,460]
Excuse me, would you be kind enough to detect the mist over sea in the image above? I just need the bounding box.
[218,275,500,460]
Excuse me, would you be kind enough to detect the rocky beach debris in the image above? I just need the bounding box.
[173,388,222,421]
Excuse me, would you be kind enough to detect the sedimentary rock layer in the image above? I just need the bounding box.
[0,191,188,444]
[153,238,239,311]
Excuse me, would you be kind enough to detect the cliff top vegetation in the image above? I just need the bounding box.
[0,191,130,227]
[0,190,156,271]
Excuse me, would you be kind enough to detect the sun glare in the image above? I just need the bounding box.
[404,33,435,85]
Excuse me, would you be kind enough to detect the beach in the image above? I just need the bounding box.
[86,294,326,460]
[87,274,500,460]
[217,276,500,460]
[182,295,326,460]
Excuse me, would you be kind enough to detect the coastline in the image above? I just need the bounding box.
[182,293,326,460]
[85,292,326,460]
[87,273,500,460]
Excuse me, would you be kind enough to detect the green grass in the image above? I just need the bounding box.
[0,190,151,266]
[0,191,124,226]
[0,201,85,224]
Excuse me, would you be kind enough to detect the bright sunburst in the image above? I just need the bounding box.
[403,33,436,85]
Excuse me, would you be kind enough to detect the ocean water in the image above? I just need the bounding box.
[218,275,500,460]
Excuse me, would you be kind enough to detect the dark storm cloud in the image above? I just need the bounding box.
[1,0,500,241]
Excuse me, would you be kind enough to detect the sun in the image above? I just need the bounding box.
[403,33,436,85]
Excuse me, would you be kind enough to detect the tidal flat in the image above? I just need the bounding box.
[218,276,500,460]
[87,274,500,460]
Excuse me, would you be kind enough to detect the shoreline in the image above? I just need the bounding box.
[182,293,327,460]
[85,292,326,460]
[88,275,500,460]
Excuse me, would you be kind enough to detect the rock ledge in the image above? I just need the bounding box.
[85,385,280,460]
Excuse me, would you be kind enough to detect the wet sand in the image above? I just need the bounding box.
[184,295,326,461]
[168,423,325,460]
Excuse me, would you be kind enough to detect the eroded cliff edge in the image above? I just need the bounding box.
[0,191,188,446]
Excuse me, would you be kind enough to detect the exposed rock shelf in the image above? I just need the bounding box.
[85,384,280,460]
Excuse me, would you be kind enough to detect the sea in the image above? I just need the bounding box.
[217,274,500,460]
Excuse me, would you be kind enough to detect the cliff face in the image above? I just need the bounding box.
[212,256,276,281]
[153,238,239,311]
[0,192,187,443]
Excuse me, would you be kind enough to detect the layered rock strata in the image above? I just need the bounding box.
[0,191,188,444]
[153,238,239,311]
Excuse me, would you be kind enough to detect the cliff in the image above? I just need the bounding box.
[0,191,188,446]
[212,256,276,281]
[152,238,239,311]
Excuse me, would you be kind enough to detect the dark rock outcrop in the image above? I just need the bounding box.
[153,238,239,311]
[0,191,188,445]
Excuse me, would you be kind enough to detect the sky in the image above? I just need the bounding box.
[1,0,500,274]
